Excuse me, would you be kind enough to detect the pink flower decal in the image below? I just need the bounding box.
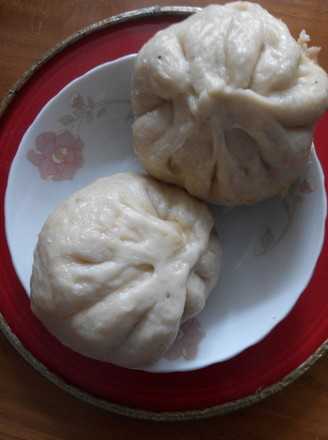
[255,172,316,256]
[27,130,84,181]
[164,318,206,361]
[68,91,84,108]
[299,177,315,193]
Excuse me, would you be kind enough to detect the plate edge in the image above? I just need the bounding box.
[1,312,327,421]
[1,5,327,421]
[0,6,200,120]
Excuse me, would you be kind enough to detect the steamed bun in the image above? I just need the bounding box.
[30,172,222,368]
[132,2,328,205]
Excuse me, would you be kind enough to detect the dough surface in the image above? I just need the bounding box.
[30,172,222,368]
[132,2,328,205]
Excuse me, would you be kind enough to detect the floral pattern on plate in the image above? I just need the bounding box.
[255,174,316,256]
[27,130,84,181]
[164,318,206,361]
[27,91,130,181]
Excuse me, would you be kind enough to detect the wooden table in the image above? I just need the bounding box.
[0,1,327,438]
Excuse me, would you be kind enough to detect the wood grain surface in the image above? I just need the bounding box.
[0,1,328,439]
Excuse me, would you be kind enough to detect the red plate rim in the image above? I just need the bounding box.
[0,6,327,420]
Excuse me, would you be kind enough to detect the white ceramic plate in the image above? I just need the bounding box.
[5,54,327,373]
